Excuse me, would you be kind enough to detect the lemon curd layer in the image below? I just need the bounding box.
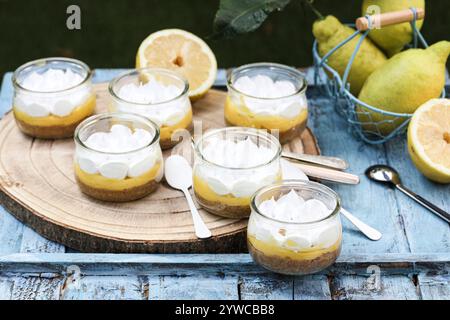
[160,108,193,142]
[225,96,307,132]
[75,162,161,191]
[248,234,341,261]
[13,95,96,127]
[193,174,281,207]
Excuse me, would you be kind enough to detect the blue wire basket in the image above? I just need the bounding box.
[312,8,447,145]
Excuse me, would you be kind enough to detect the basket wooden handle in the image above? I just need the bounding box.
[356,8,425,31]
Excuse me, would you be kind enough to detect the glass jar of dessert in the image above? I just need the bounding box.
[193,127,282,218]
[248,180,342,275]
[225,63,308,144]
[12,57,95,139]
[74,113,164,202]
[109,68,192,149]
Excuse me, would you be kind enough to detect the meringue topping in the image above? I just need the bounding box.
[14,68,91,117]
[232,75,307,119]
[196,136,280,198]
[249,189,340,251]
[77,124,160,180]
[114,81,190,127]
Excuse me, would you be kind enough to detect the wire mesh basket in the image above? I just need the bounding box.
[312,8,447,144]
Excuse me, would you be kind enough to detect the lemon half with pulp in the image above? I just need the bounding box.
[408,98,450,183]
[136,29,217,101]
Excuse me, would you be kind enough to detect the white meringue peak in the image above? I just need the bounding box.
[77,124,160,180]
[15,68,91,118]
[259,189,331,223]
[114,80,189,127]
[232,75,307,119]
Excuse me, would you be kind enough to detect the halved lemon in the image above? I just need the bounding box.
[407,98,450,183]
[136,29,217,101]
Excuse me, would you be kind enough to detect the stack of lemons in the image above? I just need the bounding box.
[313,0,450,183]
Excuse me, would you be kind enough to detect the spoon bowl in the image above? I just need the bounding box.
[365,164,401,185]
[165,155,193,190]
[165,155,212,239]
[365,164,450,223]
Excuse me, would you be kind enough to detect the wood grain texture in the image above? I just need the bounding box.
[0,276,14,299]
[2,253,449,276]
[0,273,448,300]
[331,275,420,300]
[418,274,450,300]
[20,226,65,253]
[60,275,145,300]
[308,98,412,256]
[0,82,319,254]
[385,139,450,253]
[294,275,332,300]
[148,275,239,300]
[0,207,24,255]
[0,274,63,300]
[239,274,294,300]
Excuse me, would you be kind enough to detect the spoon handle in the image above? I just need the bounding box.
[183,189,212,239]
[282,151,349,171]
[340,208,382,241]
[396,185,450,223]
[289,161,360,185]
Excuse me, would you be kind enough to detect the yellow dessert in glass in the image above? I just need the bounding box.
[109,68,192,149]
[193,127,282,218]
[225,63,308,144]
[12,58,95,139]
[248,181,342,275]
[74,113,163,202]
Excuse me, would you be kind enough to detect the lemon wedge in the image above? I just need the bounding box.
[408,98,450,183]
[136,29,217,101]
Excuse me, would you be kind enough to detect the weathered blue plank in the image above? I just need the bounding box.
[148,275,239,300]
[0,274,62,300]
[0,95,25,255]
[3,273,449,300]
[331,274,420,300]
[309,98,410,255]
[0,207,24,256]
[385,138,450,253]
[294,275,332,300]
[239,274,293,300]
[60,275,145,300]
[0,73,13,103]
[20,226,65,254]
[1,253,449,276]
[92,69,129,84]
[418,274,450,300]
[0,276,14,299]
[0,96,9,116]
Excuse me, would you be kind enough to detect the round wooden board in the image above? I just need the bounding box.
[0,84,320,253]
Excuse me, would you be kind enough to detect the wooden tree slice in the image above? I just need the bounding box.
[0,84,320,253]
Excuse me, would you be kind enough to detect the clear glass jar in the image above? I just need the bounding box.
[12,57,95,139]
[193,127,282,218]
[74,113,163,202]
[248,180,342,275]
[225,63,308,144]
[109,68,192,150]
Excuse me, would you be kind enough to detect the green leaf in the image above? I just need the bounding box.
[212,0,291,39]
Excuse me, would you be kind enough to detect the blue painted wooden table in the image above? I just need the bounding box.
[0,69,449,300]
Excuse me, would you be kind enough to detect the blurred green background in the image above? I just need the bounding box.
[0,0,448,79]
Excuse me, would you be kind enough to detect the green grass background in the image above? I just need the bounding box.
[0,0,448,79]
